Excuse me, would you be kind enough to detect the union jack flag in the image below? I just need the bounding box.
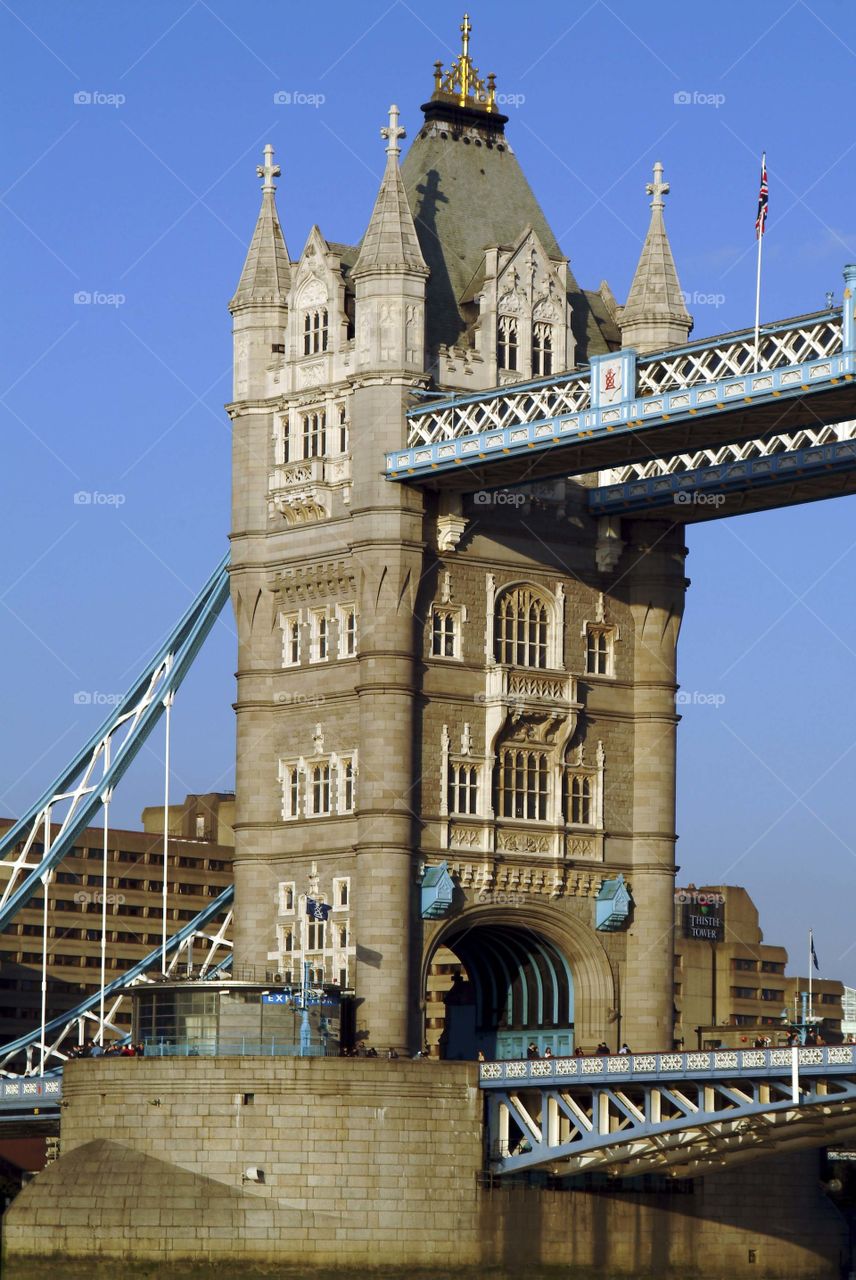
[755,152,768,239]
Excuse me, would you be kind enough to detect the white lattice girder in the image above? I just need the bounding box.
[405,315,842,448]
[599,417,856,486]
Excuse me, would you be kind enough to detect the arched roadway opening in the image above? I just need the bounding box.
[423,905,616,1060]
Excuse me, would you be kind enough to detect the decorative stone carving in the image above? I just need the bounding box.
[595,515,625,574]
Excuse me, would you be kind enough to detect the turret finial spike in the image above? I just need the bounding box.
[256,143,280,193]
[381,104,406,159]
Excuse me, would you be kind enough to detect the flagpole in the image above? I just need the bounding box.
[754,228,763,371]
[808,928,813,1021]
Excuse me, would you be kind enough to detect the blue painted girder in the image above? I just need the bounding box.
[0,555,230,932]
[589,437,856,521]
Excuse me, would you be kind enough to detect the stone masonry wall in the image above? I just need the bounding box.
[2,1057,847,1277]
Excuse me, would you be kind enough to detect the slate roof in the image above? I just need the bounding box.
[400,109,618,359]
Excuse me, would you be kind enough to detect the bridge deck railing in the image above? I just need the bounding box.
[479,1043,855,1088]
[401,310,843,450]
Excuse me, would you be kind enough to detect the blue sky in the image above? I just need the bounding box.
[2,0,855,986]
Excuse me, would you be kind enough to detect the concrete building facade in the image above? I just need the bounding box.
[227,18,692,1058]
[0,798,234,1047]
[674,885,843,1049]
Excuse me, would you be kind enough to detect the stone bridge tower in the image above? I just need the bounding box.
[227,18,690,1056]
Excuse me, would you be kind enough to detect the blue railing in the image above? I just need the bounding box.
[479,1043,856,1088]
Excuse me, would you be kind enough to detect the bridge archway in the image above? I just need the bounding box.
[423,904,615,1060]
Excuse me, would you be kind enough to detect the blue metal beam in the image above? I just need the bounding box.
[0,555,230,931]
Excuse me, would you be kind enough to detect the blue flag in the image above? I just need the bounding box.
[811,935,820,971]
[306,898,331,921]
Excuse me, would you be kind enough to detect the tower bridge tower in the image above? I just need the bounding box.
[227,18,689,1055]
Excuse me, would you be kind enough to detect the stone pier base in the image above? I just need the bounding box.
[1,1058,847,1277]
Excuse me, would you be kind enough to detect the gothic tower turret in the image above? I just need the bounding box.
[620,162,692,354]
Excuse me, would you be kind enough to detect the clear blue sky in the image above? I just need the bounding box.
[2,0,854,986]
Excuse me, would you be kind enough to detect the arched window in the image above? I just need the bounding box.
[494,587,550,668]
[498,749,548,820]
[310,764,331,816]
[303,309,329,356]
[497,315,518,371]
[532,322,553,376]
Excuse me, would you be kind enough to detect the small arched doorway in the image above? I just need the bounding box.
[428,921,575,1060]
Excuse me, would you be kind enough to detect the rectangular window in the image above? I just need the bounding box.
[282,613,301,667]
[281,926,294,953]
[586,627,613,677]
[310,764,332,816]
[337,923,349,949]
[499,749,548,820]
[306,920,326,951]
[310,610,329,663]
[281,763,301,820]
[338,758,355,813]
[760,961,784,974]
[532,322,553,376]
[279,882,296,913]
[734,958,757,971]
[732,987,757,1000]
[333,877,350,908]
[337,403,349,454]
[303,309,329,356]
[338,604,357,657]
[302,410,326,459]
[448,764,479,815]
[431,609,459,659]
[760,988,784,1001]
[566,772,594,826]
[497,315,518,371]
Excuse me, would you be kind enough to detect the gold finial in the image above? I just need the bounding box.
[432,14,496,113]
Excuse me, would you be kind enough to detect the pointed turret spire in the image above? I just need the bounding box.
[620,162,692,353]
[352,106,428,278]
[230,144,291,310]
